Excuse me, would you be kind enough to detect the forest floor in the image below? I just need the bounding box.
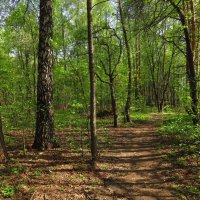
[0,114,199,200]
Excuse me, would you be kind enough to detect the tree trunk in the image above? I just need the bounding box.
[87,0,98,163]
[61,7,67,71]
[32,0,55,150]
[0,111,9,162]
[134,34,141,101]
[118,0,132,122]
[184,27,199,123]
[109,77,118,127]
[168,0,199,124]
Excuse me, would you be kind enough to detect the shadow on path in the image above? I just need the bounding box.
[86,118,181,200]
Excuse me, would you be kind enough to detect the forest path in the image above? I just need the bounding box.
[91,114,180,200]
[1,115,182,200]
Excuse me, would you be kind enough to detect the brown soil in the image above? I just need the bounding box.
[0,115,188,199]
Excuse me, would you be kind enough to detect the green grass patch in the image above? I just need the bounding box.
[130,112,151,121]
[55,111,87,129]
[0,182,17,198]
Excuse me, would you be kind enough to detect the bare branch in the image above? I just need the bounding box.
[96,73,110,85]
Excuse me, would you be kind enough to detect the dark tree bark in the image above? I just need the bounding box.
[118,0,132,122]
[0,109,9,162]
[109,76,118,127]
[32,0,55,150]
[87,0,98,163]
[168,0,199,124]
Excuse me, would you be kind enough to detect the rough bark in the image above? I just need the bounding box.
[118,0,132,122]
[87,0,98,163]
[32,0,55,150]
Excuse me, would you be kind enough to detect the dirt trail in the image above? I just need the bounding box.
[90,116,180,200]
[1,115,181,200]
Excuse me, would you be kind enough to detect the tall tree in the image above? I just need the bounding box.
[32,0,54,149]
[118,0,132,122]
[96,28,122,128]
[168,0,199,124]
[87,0,98,163]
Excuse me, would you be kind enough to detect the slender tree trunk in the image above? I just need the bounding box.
[135,34,140,101]
[118,0,132,122]
[0,110,9,162]
[61,7,67,71]
[29,22,37,106]
[24,50,32,103]
[109,77,118,127]
[32,0,55,150]
[87,0,98,163]
[33,48,37,106]
[195,21,199,76]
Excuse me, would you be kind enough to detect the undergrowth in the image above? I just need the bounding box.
[158,114,200,199]
[159,114,200,158]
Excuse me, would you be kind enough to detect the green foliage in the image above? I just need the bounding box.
[55,111,87,130]
[130,112,151,121]
[172,184,200,197]
[0,183,17,198]
[8,164,25,174]
[4,135,16,145]
[186,186,200,195]
[97,118,113,128]
[159,114,200,161]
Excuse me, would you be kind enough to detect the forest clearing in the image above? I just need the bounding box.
[0,0,200,199]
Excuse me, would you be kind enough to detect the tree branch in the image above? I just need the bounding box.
[92,0,110,9]
[95,73,110,85]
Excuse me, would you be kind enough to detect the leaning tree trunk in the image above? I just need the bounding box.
[118,0,132,122]
[87,0,98,164]
[32,0,55,150]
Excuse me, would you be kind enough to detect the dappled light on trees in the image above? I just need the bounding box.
[0,0,200,199]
